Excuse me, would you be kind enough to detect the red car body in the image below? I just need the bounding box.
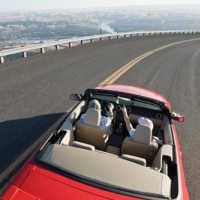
[1,84,188,200]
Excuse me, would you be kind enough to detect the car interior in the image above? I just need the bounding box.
[36,91,180,199]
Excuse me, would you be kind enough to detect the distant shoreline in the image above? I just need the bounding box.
[1,6,200,49]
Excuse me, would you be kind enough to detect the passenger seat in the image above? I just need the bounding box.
[121,124,159,164]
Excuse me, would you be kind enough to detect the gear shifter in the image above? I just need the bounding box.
[116,123,123,135]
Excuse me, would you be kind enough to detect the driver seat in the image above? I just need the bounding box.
[75,103,111,151]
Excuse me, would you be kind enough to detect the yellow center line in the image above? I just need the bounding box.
[99,38,200,85]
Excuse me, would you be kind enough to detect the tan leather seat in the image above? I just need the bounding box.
[121,154,146,166]
[121,124,158,164]
[75,108,111,151]
[72,141,95,151]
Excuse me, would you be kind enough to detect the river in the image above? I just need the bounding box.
[99,22,117,34]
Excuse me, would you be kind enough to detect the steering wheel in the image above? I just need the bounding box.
[99,100,111,116]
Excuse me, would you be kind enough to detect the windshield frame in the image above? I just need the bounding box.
[84,88,168,111]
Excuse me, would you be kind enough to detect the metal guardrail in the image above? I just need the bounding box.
[0,30,200,64]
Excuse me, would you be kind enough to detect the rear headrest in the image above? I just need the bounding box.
[84,108,101,126]
[133,125,152,144]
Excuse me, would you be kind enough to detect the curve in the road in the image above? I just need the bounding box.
[100,37,200,84]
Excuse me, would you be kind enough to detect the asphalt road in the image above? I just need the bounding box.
[0,34,200,199]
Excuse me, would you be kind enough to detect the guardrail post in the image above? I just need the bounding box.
[55,45,59,50]
[69,42,73,47]
[0,56,4,63]
[22,52,27,58]
[40,48,45,53]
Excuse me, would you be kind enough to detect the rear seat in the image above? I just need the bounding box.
[69,140,147,166]
[72,141,95,151]
[121,154,146,166]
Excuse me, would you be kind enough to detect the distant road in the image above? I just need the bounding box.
[0,34,200,199]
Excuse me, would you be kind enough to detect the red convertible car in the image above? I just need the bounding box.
[1,84,188,200]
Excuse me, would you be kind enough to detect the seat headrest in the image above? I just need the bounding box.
[133,125,152,144]
[88,100,101,110]
[84,108,101,126]
[138,117,153,130]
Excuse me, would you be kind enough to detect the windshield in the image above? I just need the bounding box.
[91,94,162,111]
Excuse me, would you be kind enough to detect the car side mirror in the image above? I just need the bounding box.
[171,111,185,122]
[70,94,83,101]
